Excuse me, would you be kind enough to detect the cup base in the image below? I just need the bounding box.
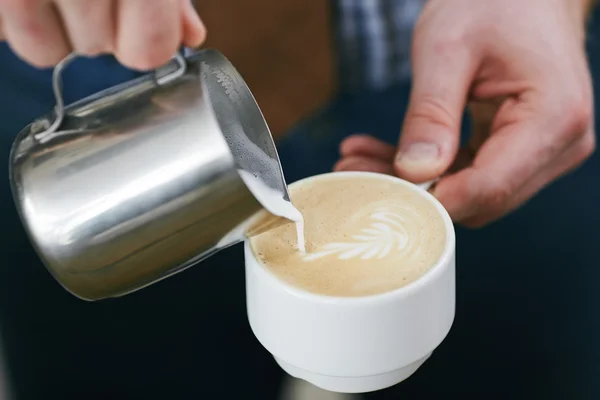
[274,353,432,394]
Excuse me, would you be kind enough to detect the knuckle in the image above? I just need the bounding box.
[432,35,466,59]
[115,53,140,71]
[116,49,170,71]
[116,31,177,70]
[147,27,170,47]
[575,132,596,163]
[413,15,472,62]
[406,95,456,129]
[15,17,42,36]
[474,177,513,212]
[583,132,596,157]
[147,27,179,54]
[561,95,593,141]
[0,0,31,12]
[137,50,173,70]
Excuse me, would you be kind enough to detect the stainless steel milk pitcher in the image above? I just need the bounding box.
[9,49,293,301]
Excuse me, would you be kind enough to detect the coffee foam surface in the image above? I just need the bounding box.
[250,174,447,297]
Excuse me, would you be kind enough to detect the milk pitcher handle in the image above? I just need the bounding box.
[33,52,188,144]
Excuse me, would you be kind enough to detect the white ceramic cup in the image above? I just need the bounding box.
[245,171,456,393]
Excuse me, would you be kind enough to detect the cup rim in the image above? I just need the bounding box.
[247,171,456,305]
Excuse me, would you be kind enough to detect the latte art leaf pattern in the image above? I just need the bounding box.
[251,175,447,297]
[303,206,421,262]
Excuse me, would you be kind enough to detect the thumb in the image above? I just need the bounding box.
[395,42,476,183]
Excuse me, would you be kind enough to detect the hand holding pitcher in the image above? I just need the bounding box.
[0,0,206,69]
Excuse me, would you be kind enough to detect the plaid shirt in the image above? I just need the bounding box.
[333,0,427,92]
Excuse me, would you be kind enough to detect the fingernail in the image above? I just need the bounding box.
[395,142,440,167]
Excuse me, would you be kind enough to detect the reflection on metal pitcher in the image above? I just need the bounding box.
[9,49,296,301]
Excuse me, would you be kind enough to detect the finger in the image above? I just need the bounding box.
[460,130,595,227]
[340,134,396,162]
[55,0,115,56]
[115,0,181,70]
[181,0,206,48]
[2,1,71,67]
[395,33,477,183]
[334,156,395,175]
[433,97,590,222]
